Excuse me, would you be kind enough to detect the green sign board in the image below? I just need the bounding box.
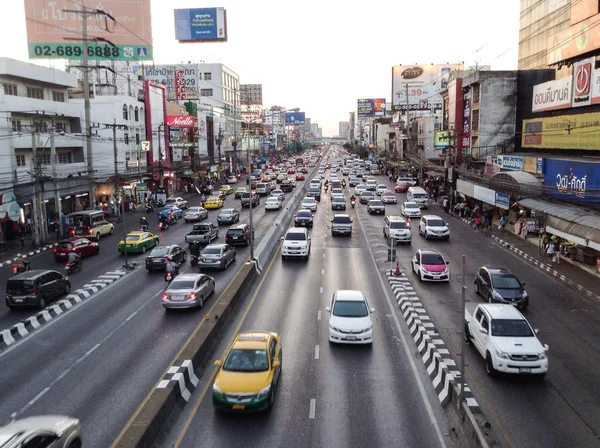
[28,43,153,61]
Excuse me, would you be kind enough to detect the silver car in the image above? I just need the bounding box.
[0,415,81,448]
[217,208,240,225]
[301,197,318,211]
[162,273,216,309]
[184,206,208,222]
[199,244,237,270]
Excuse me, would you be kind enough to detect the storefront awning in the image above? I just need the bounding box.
[519,198,600,251]
[491,172,543,196]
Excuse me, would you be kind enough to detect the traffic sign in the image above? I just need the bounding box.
[141,141,151,152]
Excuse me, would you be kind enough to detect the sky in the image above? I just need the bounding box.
[2,0,520,137]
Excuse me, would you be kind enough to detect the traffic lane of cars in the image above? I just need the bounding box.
[0,196,287,448]
[166,193,449,448]
[357,199,600,448]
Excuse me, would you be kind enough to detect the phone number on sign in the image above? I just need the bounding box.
[32,45,121,58]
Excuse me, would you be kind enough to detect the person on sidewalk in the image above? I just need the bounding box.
[552,236,561,265]
[500,215,507,232]
[442,197,449,214]
[545,239,555,266]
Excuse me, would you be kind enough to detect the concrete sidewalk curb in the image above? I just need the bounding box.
[0,243,59,268]
[0,270,126,351]
[387,273,500,448]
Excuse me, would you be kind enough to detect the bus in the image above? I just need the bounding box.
[67,210,115,241]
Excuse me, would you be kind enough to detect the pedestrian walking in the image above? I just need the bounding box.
[545,239,555,266]
[442,197,449,214]
[499,215,507,232]
[552,237,561,265]
[433,188,439,204]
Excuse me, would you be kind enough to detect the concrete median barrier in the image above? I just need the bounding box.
[111,263,258,448]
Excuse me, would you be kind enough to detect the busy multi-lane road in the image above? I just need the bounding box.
[0,182,306,448]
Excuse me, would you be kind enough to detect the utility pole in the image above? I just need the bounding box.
[50,122,63,239]
[105,120,128,223]
[31,130,41,248]
[247,127,254,261]
[403,83,410,161]
[157,124,164,195]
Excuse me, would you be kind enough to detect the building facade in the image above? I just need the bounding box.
[339,121,349,139]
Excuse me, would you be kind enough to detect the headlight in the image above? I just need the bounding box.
[213,384,223,395]
[329,324,340,332]
[496,349,509,359]
[258,385,272,397]
[538,352,547,359]
[493,291,504,301]
[364,325,372,332]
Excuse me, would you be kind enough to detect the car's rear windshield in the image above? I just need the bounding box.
[333,300,368,317]
[285,232,307,241]
[168,280,196,290]
[427,219,446,227]
[7,279,35,293]
[125,235,140,241]
[309,187,320,193]
[194,226,209,232]
[333,216,351,223]
[227,228,244,235]
[203,247,222,255]
[491,319,534,337]
[57,242,73,249]
[390,221,409,229]
[150,247,169,256]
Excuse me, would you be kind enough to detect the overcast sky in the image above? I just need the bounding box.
[2,0,520,137]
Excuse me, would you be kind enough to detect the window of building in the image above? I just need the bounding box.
[473,85,480,104]
[124,132,129,144]
[135,132,140,145]
[140,107,144,123]
[52,91,65,102]
[134,106,139,121]
[26,87,44,100]
[129,105,134,121]
[12,120,22,132]
[58,152,72,164]
[472,109,480,132]
[39,153,51,165]
[16,154,26,167]
[204,72,212,81]
[3,84,17,96]
[201,89,213,97]
[123,104,128,120]
[55,122,65,132]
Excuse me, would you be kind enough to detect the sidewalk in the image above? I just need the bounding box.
[432,202,600,302]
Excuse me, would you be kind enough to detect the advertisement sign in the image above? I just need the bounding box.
[572,57,594,108]
[532,77,572,112]
[285,112,306,125]
[495,192,511,210]
[522,112,600,150]
[497,155,524,171]
[240,84,263,105]
[357,98,386,117]
[392,63,461,111]
[24,0,153,61]
[548,12,600,64]
[196,112,208,157]
[166,115,195,127]
[174,7,227,43]
[474,185,496,206]
[462,90,471,155]
[144,82,167,164]
[571,0,598,25]
[592,67,600,104]
[434,130,453,148]
[144,65,199,100]
[543,158,600,203]
[523,156,542,174]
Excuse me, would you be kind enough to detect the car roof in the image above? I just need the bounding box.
[333,213,350,218]
[0,416,79,437]
[404,201,418,205]
[334,290,366,302]
[59,237,87,243]
[220,208,235,211]
[205,243,227,249]
[10,269,59,280]
[287,227,308,233]
[419,249,444,256]
[386,215,406,221]
[423,215,444,220]
[482,267,513,275]
[233,331,275,349]
[172,273,204,281]
[228,223,249,229]
[481,304,526,320]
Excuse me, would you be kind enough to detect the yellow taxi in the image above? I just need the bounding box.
[204,196,224,209]
[234,187,248,199]
[219,185,233,195]
[117,231,159,253]
[212,331,282,412]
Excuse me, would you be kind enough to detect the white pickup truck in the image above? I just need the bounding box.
[464,303,549,378]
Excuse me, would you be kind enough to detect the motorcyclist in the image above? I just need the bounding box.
[165,258,179,279]
[342,179,346,188]
[139,216,149,230]
[189,241,200,257]
[159,214,169,229]
[68,251,81,268]
[14,254,30,270]
[169,210,175,222]
[324,179,329,188]
[350,194,356,203]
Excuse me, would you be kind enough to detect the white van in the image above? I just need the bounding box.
[407,186,429,208]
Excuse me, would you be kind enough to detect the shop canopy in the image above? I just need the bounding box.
[518,198,600,251]
[491,172,543,195]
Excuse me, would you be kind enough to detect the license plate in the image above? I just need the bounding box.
[203,259,211,262]
[433,275,440,279]
[346,336,356,341]
[59,252,66,256]
[232,404,245,410]
[13,298,24,303]
[519,367,532,374]
[232,236,239,239]
[172,295,185,301]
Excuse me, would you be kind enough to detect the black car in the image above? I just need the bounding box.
[6,270,71,309]
[360,192,375,204]
[474,267,529,310]
[280,180,294,192]
[145,245,187,271]
[225,223,254,246]
[294,210,314,227]
[307,186,321,202]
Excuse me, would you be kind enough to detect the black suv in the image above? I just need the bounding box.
[280,180,294,192]
[307,186,321,202]
[6,270,71,309]
[225,223,254,246]
[145,245,187,271]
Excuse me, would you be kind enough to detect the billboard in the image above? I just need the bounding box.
[532,77,572,112]
[392,63,461,111]
[543,159,600,203]
[174,8,227,43]
[433,130,453,148]
[144,82,167,164]
[522,112,600,150]
[548,12,600,64]
[285,112,305,125]
[144,65,199,100]
[570,0,598,25]
[357,98,386,117]
[572,57,594,108]
[166,116,195,127]
[496,155,524,171]
[240,84,263,105]
[24,0,153,61]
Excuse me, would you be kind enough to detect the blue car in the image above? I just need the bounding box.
[157,205,183,220]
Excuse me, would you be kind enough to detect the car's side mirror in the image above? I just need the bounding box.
[325,306,330,312]
[272,360,281,368]
[543,344,549,351]
[535,328,540,334]
[521,282,526,286]
[280,237,284,240]
[370,307,375,313]
[446,261,450,264]
[214,360,223,367]
[350,220,353,223]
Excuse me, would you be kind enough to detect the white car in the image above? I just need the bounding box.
[165,197,188,209]
[271,189,285,200]
[227,176,238,184]
[326,290,374,344]
[411,249,450,282]
[265,197,282,211]
[301,197,318,212]
[354,184,367,196]
[281,227,311,260]
[184,206,208,222]
[375,184,388,196]
[401,201,422,218]
[419,215,450,241]
[381,191,397,204]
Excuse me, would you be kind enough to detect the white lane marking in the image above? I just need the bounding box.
[319,287,323,294]
[126,310,138,321]
[27,387,50,407]
[356,210,448,448]
[321,269,325,275]
[314,345,320,359]
[317,310,322,320]
[309,398,316,419]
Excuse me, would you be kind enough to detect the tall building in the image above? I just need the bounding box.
[339,121,349,139]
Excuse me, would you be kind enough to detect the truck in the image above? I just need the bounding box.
[464,303,549,378]
[295,157,304,167]
[185,222,219,244]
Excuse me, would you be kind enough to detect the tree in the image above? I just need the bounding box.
[343,142,352,150]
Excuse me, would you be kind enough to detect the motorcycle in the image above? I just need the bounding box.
[140,224,149,232]
[156,199,164,208]
[350,199,356,208]
[158,221,169,231]
[190,254,199,267]
[65,258,82,274]
[12,262,31,275]
[145,204,154,213]
[165,268,179,282]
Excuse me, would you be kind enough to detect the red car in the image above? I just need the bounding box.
[54,238,99,261]
[287,168,296,174]
[300,167,309,174]
[295,173,305,181]
[395,184,410,193]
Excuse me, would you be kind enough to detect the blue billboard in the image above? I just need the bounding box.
[543,159,600,204]
[497,155,524,171]
[285,112,305,125]
[495,192,510,210]
[174,8,228,42]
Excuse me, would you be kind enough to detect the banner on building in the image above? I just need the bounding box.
[543,158,600,203]
[495,192,510,209]
[532,77,572,112]
[357,98,386,117]
[548,12,600,64]
[434,130,453,148]
[523,156,543,174]
[496,155,524,171]
[522,112,600,150]
[572,57,594,108]
[474,185,496,206]
[285,112,305,124]
[174,7,228,43]
[144,65,199,100]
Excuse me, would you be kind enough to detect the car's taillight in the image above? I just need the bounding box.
[188,292,197,300]
[54,248,57,252]
[242,232,247,238]
[12,266,17,273]
[164,257,169,261]
[217,257,222,261]
[31,289,38,296]
[162,293,169,300]
[145,257,150,263]
[88,227,93,234]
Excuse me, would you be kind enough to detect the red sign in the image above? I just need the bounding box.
[174,70,186,100]
[166,115,195,127]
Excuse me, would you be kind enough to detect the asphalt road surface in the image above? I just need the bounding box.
[163,174,453,448]
[0,181,307,448]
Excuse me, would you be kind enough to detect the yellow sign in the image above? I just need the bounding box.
[522,113,600,150]
[523,157,538,174]
[434,130,454,148]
